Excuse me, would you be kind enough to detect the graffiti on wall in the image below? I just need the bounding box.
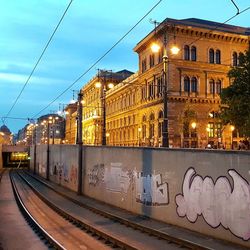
[69,165,77,186]
[88,162,169,206]
[175,167,250,240]
[38,163,46,175]
[104,163,131,193]
[135,172,169,206]
[88,163,105,186]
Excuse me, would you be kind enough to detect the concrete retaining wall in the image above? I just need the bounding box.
[31,145,250,247]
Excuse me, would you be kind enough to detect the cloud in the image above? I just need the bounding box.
[0,72,66,86]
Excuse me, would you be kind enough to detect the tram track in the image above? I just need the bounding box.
[9,170,66,250]
[19,170,210,250]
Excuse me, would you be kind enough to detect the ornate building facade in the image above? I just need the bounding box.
[65,18,250,149]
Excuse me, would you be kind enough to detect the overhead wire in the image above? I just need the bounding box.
[184,6,250,49]
[31,0,163,118]
[3,0,73,124]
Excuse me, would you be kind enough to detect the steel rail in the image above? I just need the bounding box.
[9,171,66,250]
[23,171,211,250]
[17,171,137,250]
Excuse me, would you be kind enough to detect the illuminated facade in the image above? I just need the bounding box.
[64,103,77,144]
[0,125,12,145]
[65,18,249,149]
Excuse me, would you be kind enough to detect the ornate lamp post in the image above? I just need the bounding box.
[151,23,179,147]
[95,69,114,146]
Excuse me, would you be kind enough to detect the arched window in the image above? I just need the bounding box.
[239,52,244,66]
[142,115,147,122]
[191,46,197,61]
[184,45,190,60]
[191,77,197,93]
[184,76,190,92]
[209,49,214,63]
[209,79,215,94]
[232,52,238,66]
[149,113,155,143]
[215,50,221,64]
[216,80,222,94]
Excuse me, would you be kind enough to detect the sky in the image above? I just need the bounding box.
[0,0,249,133]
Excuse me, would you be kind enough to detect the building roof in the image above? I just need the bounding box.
[0,125,11,134]
[168,18,249,36]
[134,17,249,52]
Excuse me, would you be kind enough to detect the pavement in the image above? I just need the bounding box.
[0,170,47,250]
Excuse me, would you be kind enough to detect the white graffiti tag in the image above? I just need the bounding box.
[175,167,250,240]
[135,172,169,206]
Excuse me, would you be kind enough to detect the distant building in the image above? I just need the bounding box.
[36,114,65,145]
[0,125,12,145]
[16,114,65,145]
[64,102,77,144]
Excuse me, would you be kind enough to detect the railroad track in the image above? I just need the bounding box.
[9,171,66,250]
[19,170,210,250]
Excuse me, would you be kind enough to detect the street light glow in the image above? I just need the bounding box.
[107,83,114,89]
[151,42,160,53]
[170,45,180,55]
[95,82,101,88]
[191,122,197,129]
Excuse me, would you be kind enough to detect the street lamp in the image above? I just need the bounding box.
[95,69,114,146]
[151,24,179,148]
[230,125,235,149]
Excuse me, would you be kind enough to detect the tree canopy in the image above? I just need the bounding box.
[220,48,250,137]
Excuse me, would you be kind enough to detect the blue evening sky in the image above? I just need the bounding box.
[0,0,249,133]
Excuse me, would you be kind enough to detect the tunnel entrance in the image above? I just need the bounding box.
[2,152,29,168]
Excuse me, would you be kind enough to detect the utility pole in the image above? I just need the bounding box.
[46,121,50,180]
[77,90,83,195]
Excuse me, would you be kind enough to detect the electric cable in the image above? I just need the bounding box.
[3,0,73,123]
[31,0,163,118]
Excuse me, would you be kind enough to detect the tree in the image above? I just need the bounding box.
[220,48,250,137]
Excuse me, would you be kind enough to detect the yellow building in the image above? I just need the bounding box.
[134,18,249,149]
[65,18,249,149]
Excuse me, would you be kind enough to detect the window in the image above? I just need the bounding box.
[215,50,221,64]
[209,49,214,63]
[232,52,238,66]
[216,80,221,94]
[184,76,190,92]
[149,54,154,68]
[157,77,163,95]
[191,77,197,93]
[191,46,196,61]
[239,52,244,66]
[207,122,222,138]
[148,81,154,98]
[209,79,215,94]
[184,45,190,60]
[142,58,147,72]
